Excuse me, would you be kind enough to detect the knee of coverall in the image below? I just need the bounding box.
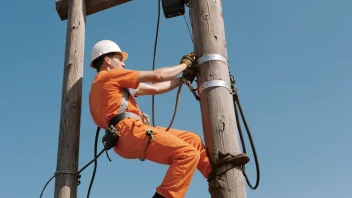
[189,133,204,148]
[175,146,200,167]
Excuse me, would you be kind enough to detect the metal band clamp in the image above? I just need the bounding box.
[198,80,232,95]
[197,54,228,66]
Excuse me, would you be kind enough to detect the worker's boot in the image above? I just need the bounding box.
[152,192,165,198]
[208,152,250,181]
[216,152,250,166]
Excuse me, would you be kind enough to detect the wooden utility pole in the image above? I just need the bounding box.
[189,0,247,198]
[54,0,86,197]
[54,1,131,198]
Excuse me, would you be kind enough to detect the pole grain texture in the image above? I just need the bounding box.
[54,0,86,197]
[189,0,247,197]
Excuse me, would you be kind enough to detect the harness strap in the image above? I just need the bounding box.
[109,88,141,127]
[117,88,130,114]
[106,87,152,162]
[109,112,141,127]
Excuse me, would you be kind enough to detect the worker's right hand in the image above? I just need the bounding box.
[182,62,197,83]
[180,52,196,68]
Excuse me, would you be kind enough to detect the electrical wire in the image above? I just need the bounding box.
[39,127,106,198]
[231,76,260,190]
[152,0,161,127]
[183,14,193,43]
[86,127,102,197]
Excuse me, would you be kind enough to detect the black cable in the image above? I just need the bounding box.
[39,127,105,198]
[152,0,161,127]
[86,126,101,198]
[183,15,193,43]
[77,149,105,176]
[234,99,247,156]
[233,88,260,190]
[105,150,112,162]
[39,171,77,198]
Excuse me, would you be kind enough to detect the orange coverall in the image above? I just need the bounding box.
[89,68,212,198]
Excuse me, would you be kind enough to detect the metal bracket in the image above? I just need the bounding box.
[198,80,232,95]
[197,54,228,66]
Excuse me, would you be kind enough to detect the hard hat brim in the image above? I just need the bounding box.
[90,51,129,69]
[119,51,128,62]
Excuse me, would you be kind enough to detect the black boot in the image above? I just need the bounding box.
[152,192,165,198]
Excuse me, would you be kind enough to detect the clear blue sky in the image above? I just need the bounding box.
[0,0,351,198]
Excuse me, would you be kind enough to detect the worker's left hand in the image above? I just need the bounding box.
[182,62,197,83]
[180,52,196,68]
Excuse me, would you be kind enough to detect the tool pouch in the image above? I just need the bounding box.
[102,125,120,150]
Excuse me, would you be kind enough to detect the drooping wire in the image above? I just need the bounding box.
[39,171,77,198]
[39,127,106,198]
[183,14,194,43]
[152,0,161,127]
[231,76,260,190]
[86,126,101,197]
[234,94,260,189]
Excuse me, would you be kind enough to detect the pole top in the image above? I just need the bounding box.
[56,0,132,21]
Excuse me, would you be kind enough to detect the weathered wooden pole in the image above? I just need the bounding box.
[53,1,132,198]
[189,0,247,197]
[54,0,86,197]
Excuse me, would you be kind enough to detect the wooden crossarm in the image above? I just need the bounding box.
[56,0,132,21]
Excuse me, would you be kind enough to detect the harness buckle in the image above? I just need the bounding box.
[102,125,120,150]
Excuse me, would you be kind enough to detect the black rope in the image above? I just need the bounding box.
[86,126,102,198]
[152,0,161,127]
[105,150,112,162]
[39,171,77,198]
[39,127,106,198]
[231,75,260,190]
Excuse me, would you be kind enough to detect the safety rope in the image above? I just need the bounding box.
[39,171,77,198]
[85,126,101,197]
[166,83,183,131]
[40,127,107,198]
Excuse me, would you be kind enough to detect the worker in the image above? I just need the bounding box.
[88,40,249,198]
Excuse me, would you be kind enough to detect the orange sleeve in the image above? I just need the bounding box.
[107,68,140,89]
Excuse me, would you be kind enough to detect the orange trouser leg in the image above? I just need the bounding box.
[146,126,200,198]
[154,126,212,179]
[113,118,211,198]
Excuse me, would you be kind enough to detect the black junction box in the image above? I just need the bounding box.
[161,0,186,18]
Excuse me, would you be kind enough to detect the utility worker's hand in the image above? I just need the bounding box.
[180,52,196,68]
[182,62,197,84]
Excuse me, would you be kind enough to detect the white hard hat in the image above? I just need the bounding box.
[90,40,128,68]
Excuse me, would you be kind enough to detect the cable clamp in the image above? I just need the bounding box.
[197,54,228,66]
[54,170,77,175]
[198,80,232,96]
